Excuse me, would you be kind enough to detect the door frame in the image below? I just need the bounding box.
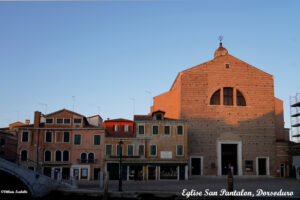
[256,157,270,176]
[189,156,203,176]
[217,141,242,176]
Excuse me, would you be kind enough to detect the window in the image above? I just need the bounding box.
[138,125,144,135]
[117,144,123,156]
[177,126,183,135]
[0,138,5,147]
[44,150,51,162]
[74,118,82,124]
[56,118,63,124]
[74,134,81,145]
[63,132,70,143]
[63,150,69,162]
[22,131,29,142]
[81,153,87,163]
[106,145,112,156]
[156,114,162,120]
[55,150,62,161]
[127,145,133,156]
[64,118,71,124]
[210,89,220,105]
[164,126,170,135]
[225,63,230,68]
[223,87,233,105]
[237,90,246,106]
[46,118,53,124]
[20,150,27,161]
[152,125,159,135]
[94,135,101,145]
[245,160,253,172]
[113,125,120,132]
[45,132,52,143]
[150,145,157,156]
[88,153,94,163]
[124,125,130,132]
[138,145,145,156]
[177,145,183,156]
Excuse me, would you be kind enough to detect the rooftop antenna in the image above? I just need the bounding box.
[72,96,76,111]
[39,103,47,114]
[16,110,20,121]
[145,90,152,111]
[129,98,135,118]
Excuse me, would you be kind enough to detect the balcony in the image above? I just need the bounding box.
[77,159,98,164]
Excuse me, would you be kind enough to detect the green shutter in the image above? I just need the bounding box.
[74,135,81,145]
[128,145,133,156]
[177,145,183,156]
[150,145,156,156]
[106,145,112,156]
[94,135,101,145]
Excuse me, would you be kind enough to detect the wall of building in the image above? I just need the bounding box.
[152,53,283,176]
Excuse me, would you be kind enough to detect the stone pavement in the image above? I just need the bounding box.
[75,176,300,198]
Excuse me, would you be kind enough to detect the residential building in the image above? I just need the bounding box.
[104,111,188,180]
[0,130,17,162]
[15,109,105,181]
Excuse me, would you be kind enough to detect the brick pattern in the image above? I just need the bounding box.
[152,53,288,176]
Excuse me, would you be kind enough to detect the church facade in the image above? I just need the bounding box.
[151,42,290,176]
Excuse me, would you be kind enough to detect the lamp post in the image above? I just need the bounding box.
[119,140,123,192]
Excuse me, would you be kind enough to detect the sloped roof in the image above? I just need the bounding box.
[44,108,85,118]
[104,118,133,122]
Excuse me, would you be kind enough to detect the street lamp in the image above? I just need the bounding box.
[119,140,123,192]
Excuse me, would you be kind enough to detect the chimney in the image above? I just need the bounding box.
[34,111,41,128]
[25,119,30,125]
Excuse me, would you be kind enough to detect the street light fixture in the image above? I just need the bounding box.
[119,140,123,192]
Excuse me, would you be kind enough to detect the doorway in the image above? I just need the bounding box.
[258,158,267,175]
[191,157,202,175]
[94,168,100,180]
[221,144,237,175]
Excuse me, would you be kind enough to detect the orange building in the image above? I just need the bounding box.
[15,109,105,181]
[102,118,134,137]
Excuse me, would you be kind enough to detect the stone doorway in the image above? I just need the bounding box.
[221,144,237,175]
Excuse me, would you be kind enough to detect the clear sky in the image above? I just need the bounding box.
[0,0,299,129]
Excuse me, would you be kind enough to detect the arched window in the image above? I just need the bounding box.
[210,89,220,105]
[81,153,87,163]
[88,153,94,163]
[237,90,246,106]
[223,87,233,105]
[21,150,27,161]
[45,150,51,162]
[63,150,69,162]
[55,150,62,162]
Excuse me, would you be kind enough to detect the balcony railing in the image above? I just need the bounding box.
[77,159,97,164]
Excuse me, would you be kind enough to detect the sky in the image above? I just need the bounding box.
[0,0,299,129]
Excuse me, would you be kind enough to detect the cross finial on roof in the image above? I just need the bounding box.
[218,35,223,42]
[218,35,223,47]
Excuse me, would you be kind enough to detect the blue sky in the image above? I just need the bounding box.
[0,0,299,128]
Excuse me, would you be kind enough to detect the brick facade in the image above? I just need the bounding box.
[151,42,290,176]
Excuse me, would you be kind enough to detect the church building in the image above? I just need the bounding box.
[151,41,290,176]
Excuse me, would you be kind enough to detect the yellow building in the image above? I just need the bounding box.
[104,110,188,180]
